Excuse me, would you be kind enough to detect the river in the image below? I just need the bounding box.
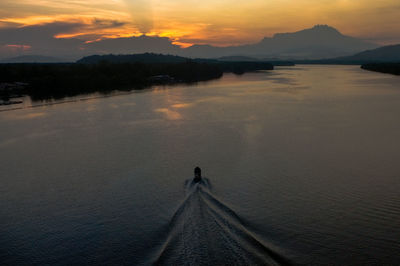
[1,65,399,265]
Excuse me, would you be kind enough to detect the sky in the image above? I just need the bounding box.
[0,0,399,56]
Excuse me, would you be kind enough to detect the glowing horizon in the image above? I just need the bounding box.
[1,0,400,47]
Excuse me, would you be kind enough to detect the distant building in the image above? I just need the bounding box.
[148,75,175,84]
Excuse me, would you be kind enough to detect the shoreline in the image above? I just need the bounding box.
[0,61,274,101]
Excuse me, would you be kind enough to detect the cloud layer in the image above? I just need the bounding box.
[0,0,399,57]
[0,21,182,60]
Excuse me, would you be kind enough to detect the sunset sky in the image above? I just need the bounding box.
[0,0,399,48]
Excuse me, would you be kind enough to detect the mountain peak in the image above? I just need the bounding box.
[312,24,338,30]
[272,25,342,39]
[310,24,341,34]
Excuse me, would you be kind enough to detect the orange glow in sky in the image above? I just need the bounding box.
[0,0,399,46]
[5,44,32,51]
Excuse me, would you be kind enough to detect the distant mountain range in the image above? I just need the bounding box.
[78,43,400,65]
[180,25,378,59]
[4,42,400,66]
[0,25,380,62]
[295,44,400,64]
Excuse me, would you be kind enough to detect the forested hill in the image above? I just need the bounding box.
[76,53,274,74]
[338,44,400,63]
[77,53,189,64]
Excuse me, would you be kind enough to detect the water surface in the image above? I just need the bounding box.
[1,65,400,265]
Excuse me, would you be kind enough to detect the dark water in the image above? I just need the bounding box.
[1,65,400,265]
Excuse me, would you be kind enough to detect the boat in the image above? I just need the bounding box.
[193,167,202,182]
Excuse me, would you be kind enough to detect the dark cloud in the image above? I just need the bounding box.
[0,21,181,61]
[0,22,85,59]
[0,18,128,46]
[0,22,83,44]
[92,19,126,29]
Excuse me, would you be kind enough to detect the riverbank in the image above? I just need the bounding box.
[361,63,400,75]
[0,60,273,101]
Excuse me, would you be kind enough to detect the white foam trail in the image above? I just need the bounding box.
[152,179,291,265]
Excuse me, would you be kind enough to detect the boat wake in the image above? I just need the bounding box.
[152,178,290,265]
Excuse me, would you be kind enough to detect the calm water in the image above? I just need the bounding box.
[1,65,400,265]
